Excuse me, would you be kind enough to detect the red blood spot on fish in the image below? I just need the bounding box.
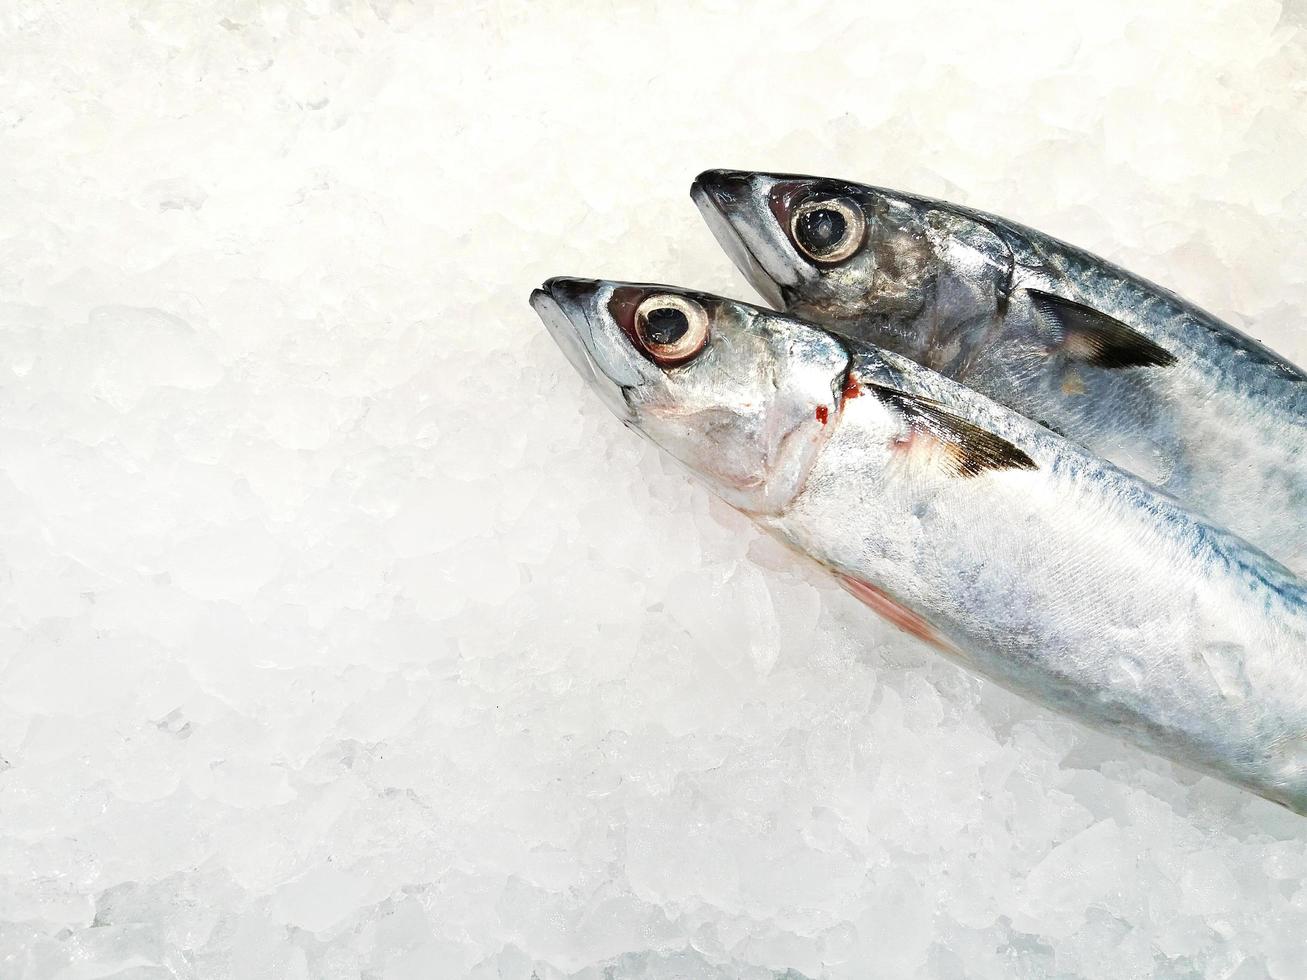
[815,405,829,424]
[836,573,950,652]
[842,375,861,400]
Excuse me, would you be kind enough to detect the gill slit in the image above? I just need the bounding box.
[752,349,859,522]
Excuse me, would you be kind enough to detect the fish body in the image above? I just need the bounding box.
[531,277,1307,814]
[692,170,1307,573]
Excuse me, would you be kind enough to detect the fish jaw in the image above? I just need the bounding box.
[530,277,652,424]
[692,169,801,310]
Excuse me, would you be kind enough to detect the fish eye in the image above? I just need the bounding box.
[790,196,866,264]
[633,293,709,365]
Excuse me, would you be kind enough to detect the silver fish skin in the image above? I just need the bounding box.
[531,276,1307,814]
[692,169,1307,574]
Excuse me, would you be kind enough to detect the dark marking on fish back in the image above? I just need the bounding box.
[1026,288,1177,369]
[869,383,1039,478]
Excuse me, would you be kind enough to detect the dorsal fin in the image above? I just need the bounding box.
[868,383,1038,478]
[1026,288,1177,369]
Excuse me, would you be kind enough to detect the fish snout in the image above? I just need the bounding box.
[530,276,646,420]
[692,169,758,214]
[538,276,601,311]
[531,277,604,388]
[692,170,793,308]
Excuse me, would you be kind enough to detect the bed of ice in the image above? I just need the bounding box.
[2,1,1306,977]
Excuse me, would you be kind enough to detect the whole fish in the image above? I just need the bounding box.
[530,276,1307,814]
[692,170,1307,574]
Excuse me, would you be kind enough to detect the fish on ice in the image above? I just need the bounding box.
[692,169,1307,574]
[531,276,1307,814]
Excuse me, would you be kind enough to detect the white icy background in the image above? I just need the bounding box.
[2,0,1307,977]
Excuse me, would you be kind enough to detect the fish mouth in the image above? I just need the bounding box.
[692,169,790,310]
[529,277,638,422]
[530,279,600,387]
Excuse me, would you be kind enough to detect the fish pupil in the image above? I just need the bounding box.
[644,306,689,346]
[797,207,846,253]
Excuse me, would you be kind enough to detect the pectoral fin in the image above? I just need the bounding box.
[869,384,1038,478]
[1027,288,1176,369]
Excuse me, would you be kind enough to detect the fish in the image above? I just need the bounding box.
[691,169,1307,575]
[529,276,1307,814]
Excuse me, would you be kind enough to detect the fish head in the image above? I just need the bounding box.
[530,277,850,514]
[692,169,947,360]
